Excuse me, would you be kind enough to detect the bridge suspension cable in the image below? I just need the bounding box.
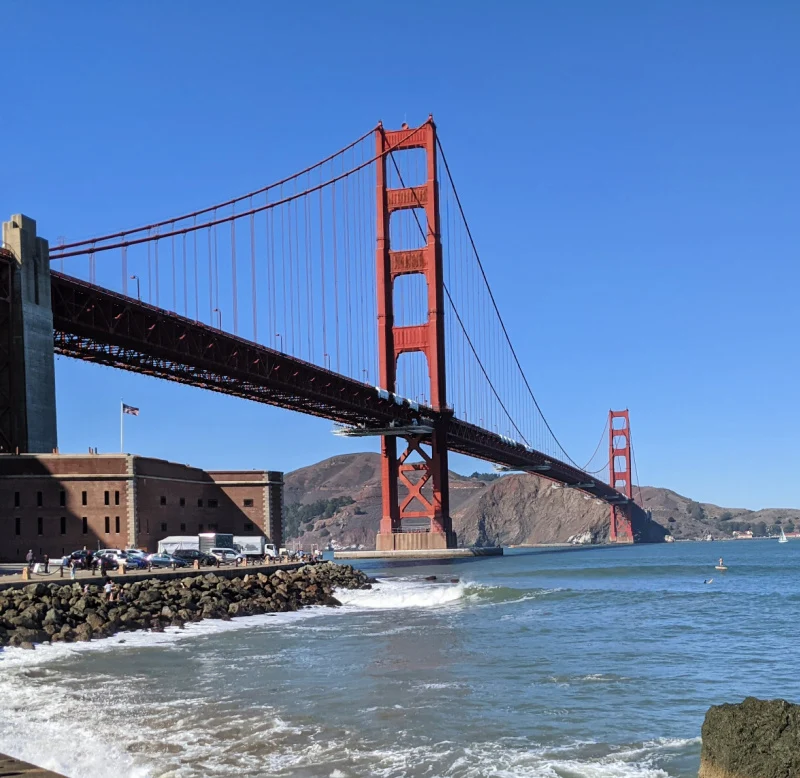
[434,132,603,469]
[49,125,432,387]
[48,117,616,481]
[51,126,379,252]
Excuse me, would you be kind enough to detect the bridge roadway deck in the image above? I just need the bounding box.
[50,272,625,504]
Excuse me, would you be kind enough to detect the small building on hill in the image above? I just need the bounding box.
[0,453,283,562]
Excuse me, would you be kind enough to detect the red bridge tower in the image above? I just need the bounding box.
[375,118,456,551]
[608,409,634,543]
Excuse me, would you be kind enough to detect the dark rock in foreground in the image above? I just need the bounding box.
[0,562,370,649]
[699,697,800,778]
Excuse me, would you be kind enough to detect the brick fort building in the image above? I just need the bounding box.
[0,453,284,562]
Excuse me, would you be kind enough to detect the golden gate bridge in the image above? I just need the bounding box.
[1,117,644,549]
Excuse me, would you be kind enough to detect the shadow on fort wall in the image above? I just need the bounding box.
[132,469,281,554]
[0,458,100,565]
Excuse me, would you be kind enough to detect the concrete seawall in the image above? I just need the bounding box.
[0,753,65,776]
[335,547,503,559]
[0,561,305,593]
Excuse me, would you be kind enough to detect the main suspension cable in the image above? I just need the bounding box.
[436,135,588,470]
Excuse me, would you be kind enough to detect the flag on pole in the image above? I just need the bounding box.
[122,404,140,416]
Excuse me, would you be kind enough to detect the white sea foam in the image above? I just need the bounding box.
[336,577,467,609]
[0,575,698,778]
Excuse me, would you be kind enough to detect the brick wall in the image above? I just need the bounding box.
[0,454,284,561]
[0,454,130,561]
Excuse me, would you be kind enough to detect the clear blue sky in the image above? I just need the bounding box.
[4,2,799,509]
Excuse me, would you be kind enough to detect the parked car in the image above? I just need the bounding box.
[61,550,93,569]
[209,548,246,565]
[95,548,125,559]
[114,553,149,570]
[171,548,217,566]
[144,553,190,568]
[124,549,147,559]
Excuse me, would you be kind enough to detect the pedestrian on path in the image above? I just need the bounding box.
[25,549,33,570]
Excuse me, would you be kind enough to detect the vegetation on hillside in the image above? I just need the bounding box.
[284,496,355,539]
[470,471,502,481]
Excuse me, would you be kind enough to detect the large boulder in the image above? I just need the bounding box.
[699,697,800,778]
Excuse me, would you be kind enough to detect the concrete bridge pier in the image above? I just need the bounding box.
[0,214,57,453]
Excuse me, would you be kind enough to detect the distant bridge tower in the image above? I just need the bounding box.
[608,409,634,543]
[375,119,456,551]
[0,215,57,454]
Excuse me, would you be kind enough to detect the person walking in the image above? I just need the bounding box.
[25,549,33,570]
[43,554,50,574]
[69,559,77,580]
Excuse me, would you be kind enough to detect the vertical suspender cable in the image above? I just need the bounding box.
[182,233,188,316]
[207,226,213,323]
[250,209,257,343]
[231,209,238,335]
[332,177,340,373]
[193,217,199,321]
[171,228,177,312]
[121,246,128,296]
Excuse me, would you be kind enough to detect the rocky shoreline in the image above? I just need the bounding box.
[699,697,800,778]
[0,562,372,649]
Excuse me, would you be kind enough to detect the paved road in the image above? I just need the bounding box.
[0,560,309,591]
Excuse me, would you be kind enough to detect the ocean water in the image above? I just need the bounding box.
[1,540,798,777]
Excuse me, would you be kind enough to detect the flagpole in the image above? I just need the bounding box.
[120,399,124,453]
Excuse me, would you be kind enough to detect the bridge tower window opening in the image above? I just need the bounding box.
[395,351,430,408]
[392,274,428,328]
[386,147,427,190]
[389,208,428,252]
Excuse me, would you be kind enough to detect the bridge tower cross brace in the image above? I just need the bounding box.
[608,409,634,543]
[375,119,455,551]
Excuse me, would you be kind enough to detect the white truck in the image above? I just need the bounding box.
[158,534,277,560]
[157,536,199,554]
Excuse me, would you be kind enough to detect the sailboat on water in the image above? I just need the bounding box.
[778,527,789,544]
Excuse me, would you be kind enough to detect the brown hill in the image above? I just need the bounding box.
[638,486,800,540]
[453,473,666,546]
[282,453,488,549]
[282,453,665,549]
